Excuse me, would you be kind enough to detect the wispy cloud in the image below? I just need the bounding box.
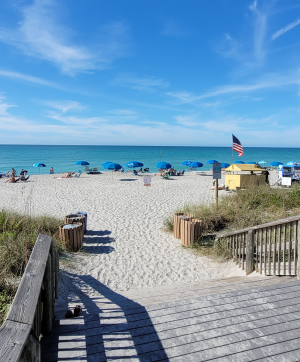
[42,100,86,113]
[162,20,187,38]
[0,0,131,75]
[46,112,107,127]
[249,0,267,61]
[174,116,199,127]
[271,19,300,41]
[0,69,61,88]
[166,72,300,104]
[0,99,17,116]
[215,33,244,62]
[111,73,169,92]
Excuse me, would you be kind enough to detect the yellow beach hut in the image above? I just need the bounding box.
[224,164,265,190]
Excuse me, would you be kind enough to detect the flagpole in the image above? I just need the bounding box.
[231,134,233,166]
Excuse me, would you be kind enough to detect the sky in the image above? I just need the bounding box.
[1,0,300,147]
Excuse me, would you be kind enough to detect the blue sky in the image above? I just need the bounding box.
[1,0,300,146]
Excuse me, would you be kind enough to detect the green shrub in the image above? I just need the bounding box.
[0,210,64,325]
[165,185,300,234]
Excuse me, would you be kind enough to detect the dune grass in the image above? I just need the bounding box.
[164,185,300,259]
[0,210,64,325]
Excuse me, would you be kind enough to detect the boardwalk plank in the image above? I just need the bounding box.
[41,277,300,362]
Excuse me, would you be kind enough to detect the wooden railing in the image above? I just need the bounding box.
[218,215,300,277]
[0,234,58,362]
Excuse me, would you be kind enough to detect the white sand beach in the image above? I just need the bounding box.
[0,171,278,305]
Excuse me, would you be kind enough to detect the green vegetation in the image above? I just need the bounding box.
[0,210,64,325]
[164,185,300,259]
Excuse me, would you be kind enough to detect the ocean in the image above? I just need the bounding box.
[1,145,300,175]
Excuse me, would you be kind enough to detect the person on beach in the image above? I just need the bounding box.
[262,170,270,185]
[49,167,54,174]
[120,167,124,172]
[6,175,19,183]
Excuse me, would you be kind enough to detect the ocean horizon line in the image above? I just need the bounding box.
[1,144,300,149]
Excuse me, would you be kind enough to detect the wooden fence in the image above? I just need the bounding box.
[0,234,58,362]
[218,215,300,278]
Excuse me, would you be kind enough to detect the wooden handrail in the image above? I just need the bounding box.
[0,234,58,362]
[218,216,300,278]
[219,214,300,238]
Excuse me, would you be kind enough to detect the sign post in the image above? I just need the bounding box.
[212,163,221,205]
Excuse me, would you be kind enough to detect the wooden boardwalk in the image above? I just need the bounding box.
[41,275,300,361]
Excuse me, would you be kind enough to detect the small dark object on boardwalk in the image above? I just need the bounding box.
[74,305,82,317]
[64,310,74,318]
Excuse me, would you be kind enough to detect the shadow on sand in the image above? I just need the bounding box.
[83,230,115,254]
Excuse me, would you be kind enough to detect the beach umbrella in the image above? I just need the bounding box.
[247,161,257,164]
[286,161,297,165]
[221,162,230,168]
[156,161,172,169]
[206,160,219,164]
[270,161,283,167]
[182,160,192,166]
[102,161,112,166]
[75,161,89,166]
[189,162,203,168]
[125,161,144,168]
[258,160,267,164]
[103,162,122,170]
[234,161,245,164]
[33,163,46,174]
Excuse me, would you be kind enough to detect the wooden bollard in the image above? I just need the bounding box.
[181,218,202,246]
[173,213,193,239]
[64,214,85,247]
[59,223,82,251]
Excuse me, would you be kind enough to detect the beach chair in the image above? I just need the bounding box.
[161,172,170,179]
[74,171,82,178]
[144,168,149,172]
[92,167,98,172]
[20,175,30,181]
[85,166,91,172]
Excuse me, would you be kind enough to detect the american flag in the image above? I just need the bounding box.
[232,134,244,157]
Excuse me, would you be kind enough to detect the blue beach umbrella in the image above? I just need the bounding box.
[234,161,245,164]
[75,160,89,166]
[221,162,230,168]
[207,160,219,164]
[103,162,122,170]
[182,160,192,166]
[156,161,172,169]
[270,161,283,167]
[189,162,203,168]
[33,162,46,174]
[126,161,144,168]
[247,161,257,164]
[102,161,112,166]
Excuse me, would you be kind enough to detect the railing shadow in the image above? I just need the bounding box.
[41,271,169,361]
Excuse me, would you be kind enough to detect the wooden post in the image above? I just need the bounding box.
[19,332,41,362]
[246,229,255,275]
[50,242,56,320]
[214,179,218,205]
[55,248,59,299]
[42,254,52,335]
